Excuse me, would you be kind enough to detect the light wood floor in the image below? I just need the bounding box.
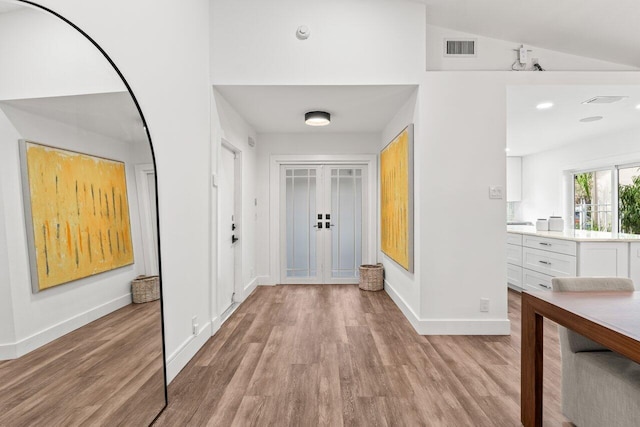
[156,286,571,426]
[0,301,165,427]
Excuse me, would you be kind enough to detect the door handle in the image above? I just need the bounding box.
[232,235,239,244]
[232,224,236,231]
[313,222,323,229]
[326,222,335,229]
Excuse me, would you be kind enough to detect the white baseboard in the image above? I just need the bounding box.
[244,277,258,296]
[384,280,511,336]
[0,294,131,361]
[257,275,275,286]
[166,320,212,384]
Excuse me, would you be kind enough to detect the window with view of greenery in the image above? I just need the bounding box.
[573,165,640,235]
[619,167,640,234]
[574,170,612,232]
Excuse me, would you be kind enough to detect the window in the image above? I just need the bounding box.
[618,166,640,234]
[573,170,612,232]
[572,164,640,234]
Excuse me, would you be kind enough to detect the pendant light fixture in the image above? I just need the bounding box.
[305,111,331,126]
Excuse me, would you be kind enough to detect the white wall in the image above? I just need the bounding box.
[210,0,425,85]
[521,127,640,224]
[24,0,212,382]
[0,104,147,358]
[0,8,123,100]
[256,132,379,283]
[212,90,258,307]
[426,25,638,72]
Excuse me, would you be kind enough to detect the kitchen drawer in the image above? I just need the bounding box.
[523,247,576,277]
[523,235,576,256]
[507,264,523,289]
[506,243,522,266]
[523,268,553,292]
[507,233,522,246]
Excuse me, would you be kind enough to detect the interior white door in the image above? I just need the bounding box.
[219,146,237,312]
[280,164,366,284]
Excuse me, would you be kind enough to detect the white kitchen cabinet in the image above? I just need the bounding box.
[522,246,577,277]
[506,157,522,202]
[507,228,636,293]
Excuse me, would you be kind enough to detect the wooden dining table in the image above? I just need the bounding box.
[521,290,640,427]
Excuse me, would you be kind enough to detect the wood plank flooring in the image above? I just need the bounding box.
[0,301,165,427]
[156,286,572,426]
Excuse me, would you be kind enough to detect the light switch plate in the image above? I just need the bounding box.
[489,185,503,199]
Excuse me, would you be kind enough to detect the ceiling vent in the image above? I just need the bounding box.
[582,96,628,104]
[444,38,476,57]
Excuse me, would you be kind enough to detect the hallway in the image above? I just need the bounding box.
[156,286,569,426]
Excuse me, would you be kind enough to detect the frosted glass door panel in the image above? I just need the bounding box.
[285,168,317,278]
[330,168,363,278]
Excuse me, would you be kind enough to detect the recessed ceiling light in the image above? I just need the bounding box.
[636,104,640,110]
[579,116,604,123]
[305,111,331,126]
[536,102,554,110]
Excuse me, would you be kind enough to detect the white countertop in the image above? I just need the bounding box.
[507,225,640,242]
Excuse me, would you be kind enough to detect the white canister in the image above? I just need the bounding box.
[549,216,564,232]
[536,219,549,231]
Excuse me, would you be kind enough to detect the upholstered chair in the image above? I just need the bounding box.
[551,277,639,427]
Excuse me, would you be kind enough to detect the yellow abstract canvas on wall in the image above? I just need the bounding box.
[21,141,134,292]
[381,125,413,272]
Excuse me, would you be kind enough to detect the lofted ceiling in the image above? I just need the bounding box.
[0,92,147,145]
[421,0,640,67]
[214,85,417,134]
[507,85,640,156]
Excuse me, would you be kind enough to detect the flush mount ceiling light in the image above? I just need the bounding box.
[636,104,640,110]
[536,102,554,110]
[580,116,604,123]
[305,111,331,126]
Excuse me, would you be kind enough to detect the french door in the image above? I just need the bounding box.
[280,164,367,284]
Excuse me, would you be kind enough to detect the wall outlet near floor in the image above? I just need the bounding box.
[480,298,490,312]
[192,316,199,335]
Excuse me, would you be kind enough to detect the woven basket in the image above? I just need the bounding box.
[131,275,160,303]
[359,263,384,291]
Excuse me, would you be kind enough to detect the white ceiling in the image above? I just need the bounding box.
[422,0,640,67]
[214,85,417,134]
[0,2,23,14]
[0,92,148,145]
[507,85,640,156]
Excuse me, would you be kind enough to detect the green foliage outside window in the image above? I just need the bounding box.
[619,174,640,234]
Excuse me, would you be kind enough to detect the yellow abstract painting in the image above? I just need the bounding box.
[21,141,134,291]
[381,125,413,272]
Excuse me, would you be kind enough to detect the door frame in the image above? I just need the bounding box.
[135,163,159,275]
[217,139,243,317]
[269,154,377,285]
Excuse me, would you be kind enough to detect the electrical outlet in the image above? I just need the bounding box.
[480,298,490,313]
[192,316,199,335]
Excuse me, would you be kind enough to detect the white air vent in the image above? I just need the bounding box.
[582,96,628,104]
[444,38,477,57]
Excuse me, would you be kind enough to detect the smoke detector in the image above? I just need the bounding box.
[296,26,310,40]
[582,96,628,104]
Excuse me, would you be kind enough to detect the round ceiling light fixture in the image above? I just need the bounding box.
[536,102,554,110]
[305,111,331,126]
[579,116,604,123]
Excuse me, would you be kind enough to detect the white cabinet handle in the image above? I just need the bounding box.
[539,242,551,246]
[538,260,551,265]
[539,283,552,290]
